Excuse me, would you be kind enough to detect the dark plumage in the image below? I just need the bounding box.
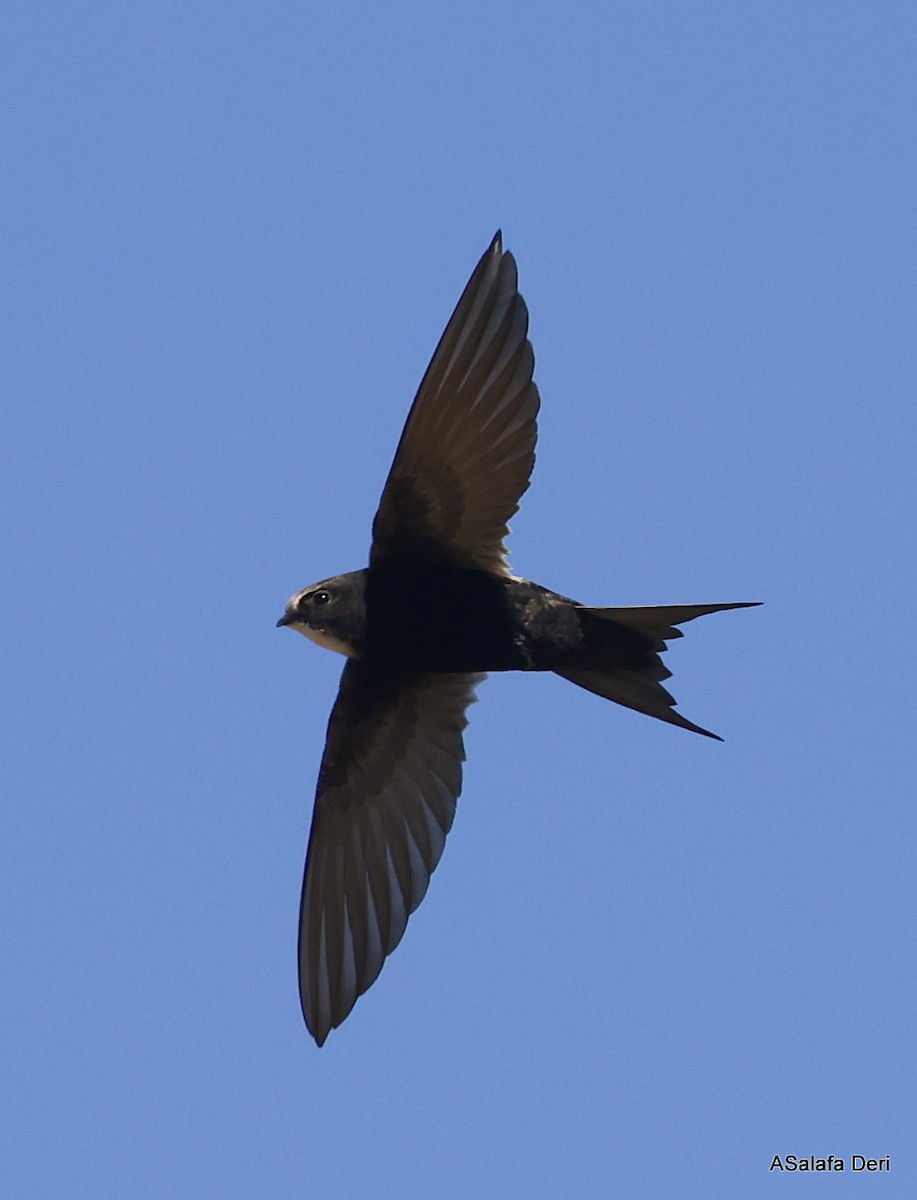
[278,233,757,1044]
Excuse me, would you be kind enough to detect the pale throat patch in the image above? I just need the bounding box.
[295,624,357,658]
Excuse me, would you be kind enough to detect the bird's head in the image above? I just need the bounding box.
[276,571,368,657]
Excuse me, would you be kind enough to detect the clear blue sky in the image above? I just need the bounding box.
[4,3,915,1197]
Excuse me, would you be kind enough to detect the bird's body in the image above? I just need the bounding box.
[288,566,531,671]
[284,566,748,695]
[279,233,757,1045]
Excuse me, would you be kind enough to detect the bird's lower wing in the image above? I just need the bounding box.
[299,660,484,1045]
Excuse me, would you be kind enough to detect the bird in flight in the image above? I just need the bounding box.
[278,232,757,1045]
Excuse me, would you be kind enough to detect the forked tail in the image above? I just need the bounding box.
[553,602,758,740]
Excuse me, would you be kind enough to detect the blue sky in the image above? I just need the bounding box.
[4,3,916,1197]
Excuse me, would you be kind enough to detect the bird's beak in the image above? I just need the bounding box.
[276,613,293,628]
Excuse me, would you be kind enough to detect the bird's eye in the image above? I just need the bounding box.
[311,590,332,607]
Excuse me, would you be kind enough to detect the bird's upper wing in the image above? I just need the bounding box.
[299,659,484,1045]
[370,232,540,575]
